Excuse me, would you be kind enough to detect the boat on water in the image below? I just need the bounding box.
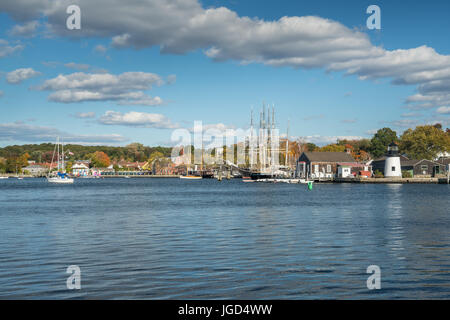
[180,175,203,180]
[0,176,8,179]
[47,137,74,184]
[180,165,203,180]
[249,178,312,184]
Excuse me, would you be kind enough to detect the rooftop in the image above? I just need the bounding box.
[301,152,355,163]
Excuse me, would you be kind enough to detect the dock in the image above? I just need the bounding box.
[331,177,449,184]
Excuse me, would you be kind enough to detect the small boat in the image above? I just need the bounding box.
[0,176,8,179]
[124,176,130,179]
[180,175,202,180]
[47,137,74,184]
[48,174,74,184]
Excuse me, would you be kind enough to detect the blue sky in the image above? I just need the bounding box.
[0,0,449,147]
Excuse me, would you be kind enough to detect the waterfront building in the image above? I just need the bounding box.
[90,167,115,176]
[296,152,356,179]
[72,163,89,176]
[400,159,446,177]
[373,157,446,178]
[371,155,407,174]
[336,162,372,178]
[23,164,47,176]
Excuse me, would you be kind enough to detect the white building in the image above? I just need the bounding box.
[72,163,89,176]
[23,165,47,176]
[337,166,352,178]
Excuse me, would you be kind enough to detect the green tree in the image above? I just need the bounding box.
[0,157,6,174]
[399,125,450,160]
[148,151,165,163]
[368,128,398,158]
[305,143,318,151]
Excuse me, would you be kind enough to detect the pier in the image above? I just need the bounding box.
[333,177,448,184]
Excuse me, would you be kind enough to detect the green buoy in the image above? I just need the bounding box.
[307,181,313,190]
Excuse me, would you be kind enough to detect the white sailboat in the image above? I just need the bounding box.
[47,137,74,184]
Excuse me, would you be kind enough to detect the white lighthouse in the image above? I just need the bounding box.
[384,142,402,177]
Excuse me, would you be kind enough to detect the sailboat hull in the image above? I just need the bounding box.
[47,177,74,184]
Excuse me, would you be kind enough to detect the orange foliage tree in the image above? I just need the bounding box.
[90,151,111,167]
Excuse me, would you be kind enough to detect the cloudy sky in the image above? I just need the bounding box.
[0,0,449,146]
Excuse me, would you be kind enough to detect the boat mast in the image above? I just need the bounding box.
[62,138,65,172]
[285,119,290,167]
[271,105,276,174]
[57,137,60,172]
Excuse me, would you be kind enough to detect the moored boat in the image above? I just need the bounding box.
[47,137,74,184]
[180,175,203,180]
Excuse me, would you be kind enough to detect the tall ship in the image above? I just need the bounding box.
[246,104,292,180]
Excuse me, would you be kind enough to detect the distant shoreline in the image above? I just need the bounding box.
[1,175,449,184]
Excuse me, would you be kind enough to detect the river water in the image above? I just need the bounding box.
[0,178,449,299]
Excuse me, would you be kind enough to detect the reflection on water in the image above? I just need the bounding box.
[0,178,449,299]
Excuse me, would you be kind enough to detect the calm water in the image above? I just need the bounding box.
[0,178,449,299]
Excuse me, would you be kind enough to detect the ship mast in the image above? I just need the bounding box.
[285,119,290,167]
[249,107,254,169]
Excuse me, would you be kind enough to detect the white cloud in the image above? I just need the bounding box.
[41,61,60,68]
[64,62,91,70]
[98,111,178,129]
[2,0,450,109]
[167,74,177,85]
[300,135,364,145]
[73,112,96,119]
[303,114,325,121]
[0,121,128,144]
[340,119,357,124]
[0,39,24,58]
[436,106,450,114]
[6,68,41,84]
[391,119,420,128]
[39,71,165,105]
[9,20,39,37]
[94,44,108,54]
[401,112,423,118]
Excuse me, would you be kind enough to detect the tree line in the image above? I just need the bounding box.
[1,124,449,174]
[304,124,449,161]
[0,143,172,174]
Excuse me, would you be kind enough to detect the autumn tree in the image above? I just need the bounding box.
[89,151,111,167]
[4,153,30,173]
[318,144,346,152]
[399,125,450,160]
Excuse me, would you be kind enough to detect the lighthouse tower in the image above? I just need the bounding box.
[384,142,402,177]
